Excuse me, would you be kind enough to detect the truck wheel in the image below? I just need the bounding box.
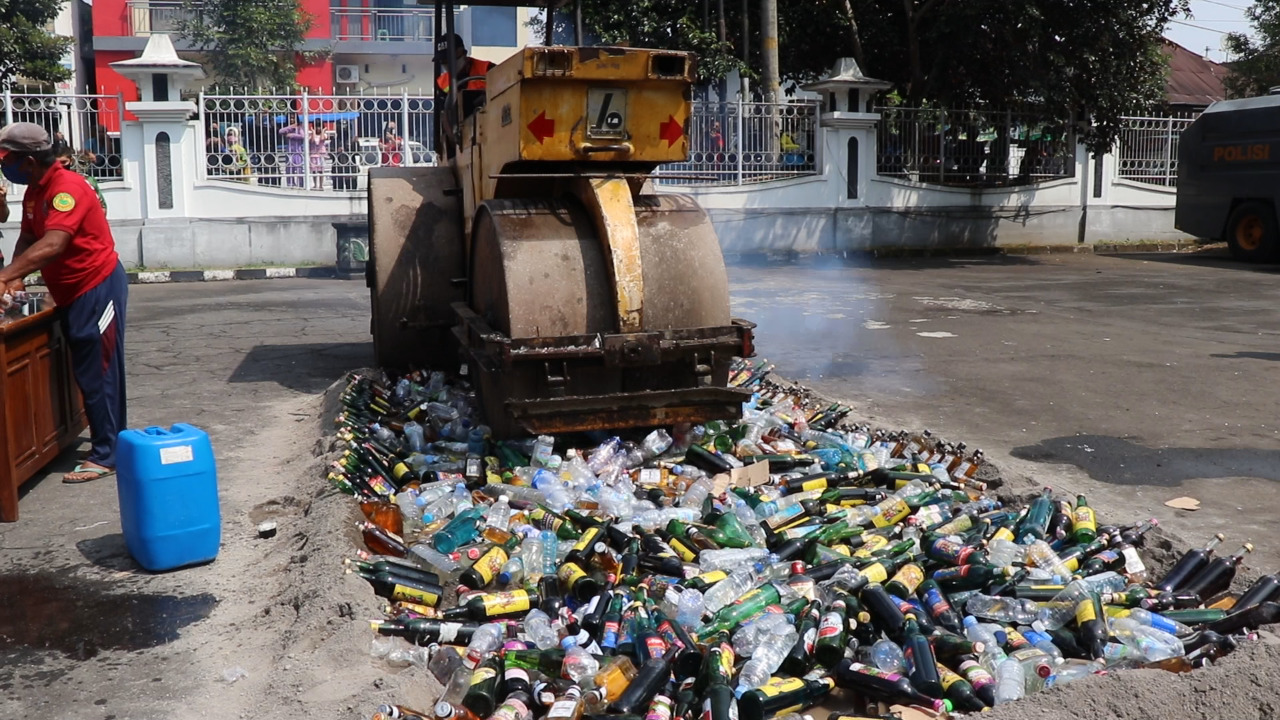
[1226,202,1279,262]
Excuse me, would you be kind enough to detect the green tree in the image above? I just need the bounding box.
[0,0,74,87]
[178,0,323,89]
[569,0,1188,151]
[1224,0,1280,98]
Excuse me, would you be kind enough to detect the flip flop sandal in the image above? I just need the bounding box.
[63,464,116,484]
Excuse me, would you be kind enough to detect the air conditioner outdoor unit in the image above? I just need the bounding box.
[336,65,361,84]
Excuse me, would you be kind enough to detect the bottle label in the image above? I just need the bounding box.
[491,698,529,720]
[764,504,806,531]
[853,535,890,558]
[558,562,589,589]
[872,497,910,528]
[669,538,698,563]
[473,547,509,585]
[991,526,1015,543]
[800,477,829,492]
[438,622,464,643]
[861,563,889,585]
[718,643,736,679]
[572,527,601,554]
[817,611,843,640]
[601,620,620,649]
[1122,547,1146,574]
[547,700,578,719]
[505,667,530,684]
[1004,629,1030,650]
[938,665,962,691]
[934,514,975,536]
[1075,599,1099,625]
[644,634,668,658]
[647,696,674,720]
[1073,507,1097,532]
[469,666,497,686]
[693,570,728,587]
[755,676,806,697]
[922,586,953,616]
[889,564,925,595]
[929,538,976,565]
[802,626,817,654]
[482,591,531,616]
[959,659,994,689]
[848,663,903,682]
[392,583,440,606]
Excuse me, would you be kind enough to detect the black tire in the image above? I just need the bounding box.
[1225,201,1280,262]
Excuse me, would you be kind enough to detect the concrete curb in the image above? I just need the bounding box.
[125,266,344,284]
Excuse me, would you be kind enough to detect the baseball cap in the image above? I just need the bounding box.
[434,33,466,62]
[0,122,52,159]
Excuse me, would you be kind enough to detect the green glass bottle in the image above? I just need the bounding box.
[736,676,834,720]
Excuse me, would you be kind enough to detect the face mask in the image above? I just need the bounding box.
[1,161,32,186]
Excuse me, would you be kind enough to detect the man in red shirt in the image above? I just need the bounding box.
[0,123,127,484]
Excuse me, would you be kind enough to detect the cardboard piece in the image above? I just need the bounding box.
[732,460,772,489]
[1165,496,1201,511]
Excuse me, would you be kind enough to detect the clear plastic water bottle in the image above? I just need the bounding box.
[704,567,761,613]
[587,437,622,474]
[408,541,463,580]
[699,547,770,573]
[679,476,716,509]
[1081,571,1127,594]
[731,612,792,656]
[676,587,705,629]
[640,429,674,460]
[870,638,906,673]
[403,421,426,453]
[994,657,1025,705]
[464,622,504,667]
[1111,617,1184,661]
[523,533,545,581]
[523,608,558,649]
[966,594,1040,624]
[986,538,1025,567]
[1122,607,1190,636]
[562,646,600,685]
[1044,658,1104,689]
[1037,580,1095,630]
[734,624,799,694]
[1022,627,1065,664]
[1024,540,1072,581]
[540,530,559,577]
[451,483,474,514]
[531,435,556,468]
[486,495,513,531]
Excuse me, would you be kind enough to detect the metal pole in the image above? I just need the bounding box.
[402,88,412,166]
[544,0,554,45]
[302,88,311,190]
[197,90,206,179]
[1165,116,1174,185]
[3,87,12,126]
[736,93,744,185]
[575,0,583,45]
[759,0,779,102]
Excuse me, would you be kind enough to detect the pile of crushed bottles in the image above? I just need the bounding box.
[328,360,1280,720]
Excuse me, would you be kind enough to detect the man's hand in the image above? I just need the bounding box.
[6,278,25,296]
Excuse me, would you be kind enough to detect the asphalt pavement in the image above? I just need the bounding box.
[3,247,1280,718]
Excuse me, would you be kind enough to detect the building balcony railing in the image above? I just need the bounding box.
[331,7,441,43]
[126,0,196,37]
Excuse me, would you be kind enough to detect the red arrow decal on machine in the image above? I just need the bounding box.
[527,111,555,143]
[659,115,684,147]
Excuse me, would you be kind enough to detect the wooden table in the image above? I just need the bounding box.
[0,300,86,521]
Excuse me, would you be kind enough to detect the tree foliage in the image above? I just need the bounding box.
[1224,0,1280,98]
[571,0,1189,151]
[0,0,74,87]
[178,0,322,89]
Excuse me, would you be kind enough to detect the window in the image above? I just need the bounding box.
[471,7,516,47]
[847,137,859,199]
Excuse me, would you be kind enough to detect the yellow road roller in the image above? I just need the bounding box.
[367,3,755,437]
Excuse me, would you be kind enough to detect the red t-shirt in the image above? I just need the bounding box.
[20,163,119,305]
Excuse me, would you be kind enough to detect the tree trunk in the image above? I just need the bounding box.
[839,0,867,70]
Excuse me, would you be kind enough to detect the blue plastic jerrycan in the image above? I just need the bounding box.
[115,423,221,571]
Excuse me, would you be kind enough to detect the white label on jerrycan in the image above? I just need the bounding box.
[159,444,195,465]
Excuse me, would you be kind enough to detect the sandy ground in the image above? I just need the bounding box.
[5,250,1280,720]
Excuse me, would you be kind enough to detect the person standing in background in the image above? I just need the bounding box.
[308,121,328,190]
[279,116,306,188]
